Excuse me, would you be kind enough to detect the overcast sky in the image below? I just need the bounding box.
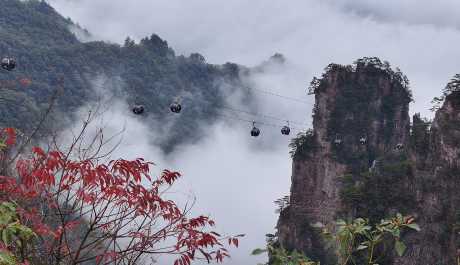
[47,0,460,264]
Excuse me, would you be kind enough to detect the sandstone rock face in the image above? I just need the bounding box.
[278,59,459,265]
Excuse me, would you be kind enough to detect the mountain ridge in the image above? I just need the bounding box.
[0,0,262,152]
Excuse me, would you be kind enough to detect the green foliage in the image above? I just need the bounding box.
[252,234,319,265]
[339,174,364,207]
[430,74,460,112]
[274,195,290,214]
[307,77,321,95]
[0,201,36,265]
[0,202,35,245]
[289,129,316,159]
[410,113,431,158]
[252,247,318,265]
[314,214,420,265]
[310,57,412,100]
[256,214,419,265]
[339,156,417,223]
[0,251,17,265]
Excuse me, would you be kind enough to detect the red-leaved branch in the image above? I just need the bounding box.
[0,127,241,265]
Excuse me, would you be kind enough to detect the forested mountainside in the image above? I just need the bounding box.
[278,58,460,265]
[0,0,261,152]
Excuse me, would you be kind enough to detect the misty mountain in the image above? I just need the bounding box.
[0,0,265,152]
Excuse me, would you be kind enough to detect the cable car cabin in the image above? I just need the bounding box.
[281,126,290,135]
[396,143,404,150]
[359,137,367,145]
[334,134,343,146]
[251,126,260,137]
[1,58,15,71]
[170,102,182,113]
[132,105,144,115]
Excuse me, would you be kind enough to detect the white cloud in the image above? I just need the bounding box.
[325,0,460,30]
[58,85,293,265]
[162,121,291,265]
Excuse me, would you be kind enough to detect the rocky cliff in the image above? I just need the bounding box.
[278,57,459,265]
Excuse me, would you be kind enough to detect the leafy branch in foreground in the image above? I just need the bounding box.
[313,213,420,265]
[254,214,419,265]
[252,234,318,265]
[0,125,242,265]
[0,201,36,265]
[252,245,318,265]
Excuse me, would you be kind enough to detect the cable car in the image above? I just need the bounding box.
[334,135,342,145]
[1,57,16,71]
[132,105,144,115]
[359,136,367,145]
[281,121,290,135]
[251,122,260,137]
[281,126,290,135]
[170,102,182,113]
[369,159,379,172]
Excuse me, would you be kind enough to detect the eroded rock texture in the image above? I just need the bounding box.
[278,58,459,265]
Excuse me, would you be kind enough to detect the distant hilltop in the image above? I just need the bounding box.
[0,0,254,152]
